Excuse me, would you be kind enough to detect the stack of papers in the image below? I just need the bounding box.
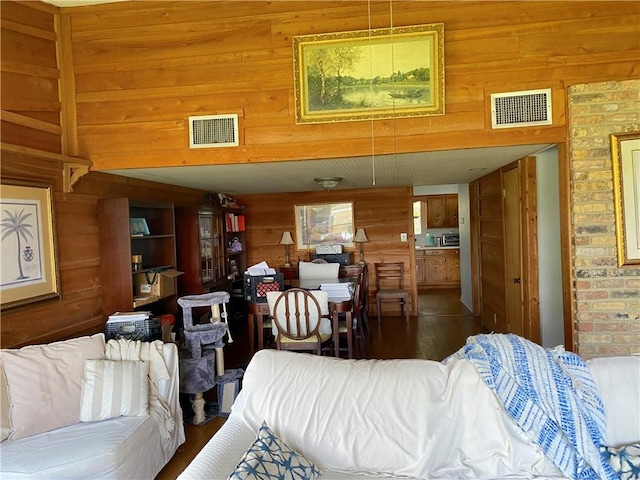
[107,311,151,323]
[320,282,353,302]
[246,261,276,276]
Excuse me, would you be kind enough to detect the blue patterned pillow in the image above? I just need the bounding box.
[601,443,640,480]
[228,421,321,480]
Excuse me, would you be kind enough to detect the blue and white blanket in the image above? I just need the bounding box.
[450,334,617,480]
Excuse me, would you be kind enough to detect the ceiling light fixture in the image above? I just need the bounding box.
[314,177,343,190]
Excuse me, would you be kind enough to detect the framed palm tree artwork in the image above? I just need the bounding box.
[1,179,60,310]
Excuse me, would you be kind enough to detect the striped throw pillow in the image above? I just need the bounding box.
[79,360,149,422]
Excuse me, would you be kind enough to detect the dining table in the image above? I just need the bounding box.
[246,276,357,358]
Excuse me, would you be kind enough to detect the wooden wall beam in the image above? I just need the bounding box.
[1,110,62,135]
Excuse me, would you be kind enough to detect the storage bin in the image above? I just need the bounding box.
[244,273,284,303]
[105,316,162,342]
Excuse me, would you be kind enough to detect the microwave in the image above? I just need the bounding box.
[441,233,460,246]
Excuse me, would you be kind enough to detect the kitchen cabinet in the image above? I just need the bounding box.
[416,248,460,288]
[445,253,461,283]
[426,195,458,228]
[176,205,227,295]
[98,198,178,316]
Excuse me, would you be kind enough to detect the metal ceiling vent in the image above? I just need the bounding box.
[491,89,552,129]
[189,114,239,148]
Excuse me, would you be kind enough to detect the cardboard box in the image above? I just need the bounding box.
[134,269,183,299]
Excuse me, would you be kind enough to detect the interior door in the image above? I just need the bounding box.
[503,166,524,337]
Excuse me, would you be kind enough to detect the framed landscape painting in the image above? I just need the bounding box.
[293,23,444,124]
[611,131,640,266]
[294,202,355,250]
[1,179,60,310]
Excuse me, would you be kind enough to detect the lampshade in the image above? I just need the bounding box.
[354,228,369,243]
[279,231,295,245]
[314,177,343,190]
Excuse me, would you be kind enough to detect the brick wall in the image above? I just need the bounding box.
[568,80,640,356]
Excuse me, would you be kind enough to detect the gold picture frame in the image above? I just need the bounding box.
[293,23,444,124]
[294,202,355,250]
[611,131,640,267]
[1,179,60,310]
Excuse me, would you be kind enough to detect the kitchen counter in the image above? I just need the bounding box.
[415,246,460,250]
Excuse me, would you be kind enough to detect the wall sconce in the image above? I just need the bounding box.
[279,231,295,267]
[353,228,369,265]
[314,177,343,190]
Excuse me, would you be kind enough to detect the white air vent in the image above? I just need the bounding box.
[189,114,239,148]
[491,89,552,129]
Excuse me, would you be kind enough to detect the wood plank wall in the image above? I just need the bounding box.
[59,1,640,170]
[0,153,206,348]
[1,1,62,153]
[0,1,208,348]
[237,186,414,316]
[2,0,640,349]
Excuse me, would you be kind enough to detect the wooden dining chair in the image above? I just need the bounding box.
[375,262,410,323]
[266,288,333,355]
[337,275,365,359]
[357,264,371,344]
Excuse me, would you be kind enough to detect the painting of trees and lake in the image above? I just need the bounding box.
[294,24,444,123]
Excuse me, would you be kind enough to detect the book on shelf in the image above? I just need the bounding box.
[225,213,235,232]
[224,212,246,233]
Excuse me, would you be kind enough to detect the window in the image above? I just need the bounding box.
[413,201,422,235]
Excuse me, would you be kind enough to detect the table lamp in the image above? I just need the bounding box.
[280,231,295,267]
[354,228,369,265]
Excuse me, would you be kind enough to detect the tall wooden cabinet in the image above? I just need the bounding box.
[175,199,247,297]
[98,198,178,317]
[223,206,247,280]
[176,205,226,295]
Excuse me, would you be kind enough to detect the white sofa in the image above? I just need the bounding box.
[179,341,640,480]
[0,333,185,479]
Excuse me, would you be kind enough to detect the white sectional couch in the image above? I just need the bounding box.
[179,339,640,480]
[0,333,185,479]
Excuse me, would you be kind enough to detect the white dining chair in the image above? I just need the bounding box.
[298,261,340,279]
[266,289,333,355]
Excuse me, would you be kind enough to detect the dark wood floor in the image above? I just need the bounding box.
[155,288,481,479]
